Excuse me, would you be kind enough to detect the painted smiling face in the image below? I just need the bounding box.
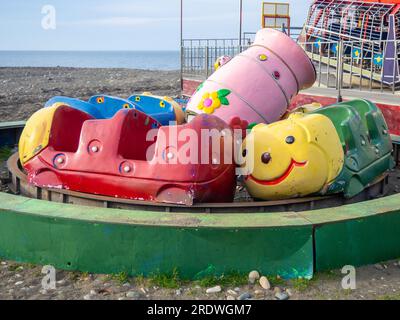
[241,113,344,200]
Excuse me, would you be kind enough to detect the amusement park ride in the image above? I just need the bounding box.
[1,1,400,280]
[302,0,400,86]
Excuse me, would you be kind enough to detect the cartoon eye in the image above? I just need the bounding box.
[261,152,272,164]
[159,101,166,108]
[96,97,105,104]
[242,149,247,157]
[286,136,295,144]
[135,96,141,102]
[123,103,131,109]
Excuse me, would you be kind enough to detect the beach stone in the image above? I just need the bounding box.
[374,263,386,270]
[238,292,252,300]
[83,294,92,300]
[286,289,293,297]
[273,287,282,294]
[57,280,66,286]
[90,289,97,296]
[15,281,24,286]
[227,289,238,296]
[126,291,140,299]
[259,276,271,290]
[227,295,236,300]
[248,270,260,284]
[206,286,222,294]
[234,287,241,292]
[175,289,182,296]
[122,282,131,287]
[275,291,289,300]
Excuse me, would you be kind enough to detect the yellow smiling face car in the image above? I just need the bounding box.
[241,113,344,200]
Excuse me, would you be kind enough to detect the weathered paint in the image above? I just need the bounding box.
[0,121,25,148]
[21,108,237,205]
[242,112,344,200]
[186,29,316,124]
[127,93,186,125]
[0,193,313,279]
[1,191,400,278]
[242,99,394,200]
[307,195,400,271]
[19,106,91,165]
[313,100,394,197]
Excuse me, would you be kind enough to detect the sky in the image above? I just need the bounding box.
[0,0,313,51]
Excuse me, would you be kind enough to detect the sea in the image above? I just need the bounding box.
[0,51,180,70]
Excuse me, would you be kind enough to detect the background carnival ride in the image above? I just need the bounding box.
[0,1,400,279]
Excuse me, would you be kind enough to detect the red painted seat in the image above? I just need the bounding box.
[23,106,237,205]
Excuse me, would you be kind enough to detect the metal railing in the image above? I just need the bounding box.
[182,37,252,49]
[243,26,303,43]
[299,39,400,93]
[182,45,250,78]
[182,35,400,94]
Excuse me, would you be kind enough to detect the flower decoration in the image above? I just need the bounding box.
[197,89,231,114]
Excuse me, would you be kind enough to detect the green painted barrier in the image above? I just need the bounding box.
[0,191,399,279]
[0,193,313,279]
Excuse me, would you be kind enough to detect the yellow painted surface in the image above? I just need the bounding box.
[290,103,322,115]
[19,105,60,165]
[242,113,344,200]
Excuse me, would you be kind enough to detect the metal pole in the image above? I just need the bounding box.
[180,0,183,92]
[337,40,344,102]
[205,46,209,78]
[239,0,243,49]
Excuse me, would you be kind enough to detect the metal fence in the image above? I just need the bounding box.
[243,26,303,43]
[182,45,249,78]
[300,39,400,93]
[182,34,400,94]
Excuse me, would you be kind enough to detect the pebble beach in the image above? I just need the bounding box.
[0,67,181,122]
